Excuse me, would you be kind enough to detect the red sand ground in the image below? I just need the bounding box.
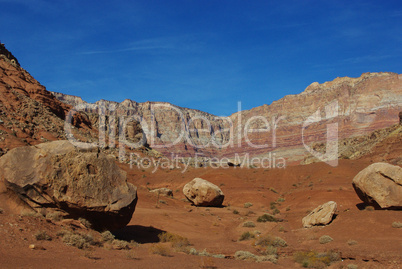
[0,156,401,268]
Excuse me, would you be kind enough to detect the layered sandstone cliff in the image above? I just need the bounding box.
[53,72,402,165]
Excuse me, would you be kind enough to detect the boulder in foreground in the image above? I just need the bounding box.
[183,178,224,207]
[302,201,337,228]
[352,162,402,209]
[0,140,137,230]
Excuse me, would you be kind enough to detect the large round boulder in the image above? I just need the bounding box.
[0,140,137,230]
[183,178,224,207]
[352,162,402,208]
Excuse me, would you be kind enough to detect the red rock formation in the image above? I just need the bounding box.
[54,73,402,165]
[0,44,94,156]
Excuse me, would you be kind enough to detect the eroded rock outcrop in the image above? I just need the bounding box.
[352,163,402,208]
[0,140,138,230]
[183,178,224,206]
[150,188,173,197]
[302,201,337,228]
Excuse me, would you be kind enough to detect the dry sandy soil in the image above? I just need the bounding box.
[1,152,401,269]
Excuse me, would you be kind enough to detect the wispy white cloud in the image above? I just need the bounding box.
[79,35,206,55]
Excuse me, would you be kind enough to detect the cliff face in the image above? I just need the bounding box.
[1,43,401,164]
[53,72,402,164]
[226,72,402,163]
[0,44,94,156]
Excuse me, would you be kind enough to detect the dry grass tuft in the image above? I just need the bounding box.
[255,235,287,248]
[57,230,95,249]
[243,221,256,228]
[158,232,190,250]
[319,235,333,244]
[294,250,340,268]
[34,231,52,241]
[256,213,280,223]
[101,231,115,242]
[149,243,172,256]
[239,231,255,241]
[244,202,253,208]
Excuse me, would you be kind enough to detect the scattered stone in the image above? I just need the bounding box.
[227,159,241,167]
[150,188,173,197]
[352,163,402,208]
[0,140,138,230]
[29,244,46,250]
[183,178,224,207]
[302,201,337,228]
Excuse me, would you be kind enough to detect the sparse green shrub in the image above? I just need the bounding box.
[34,231,52,241]
[270,202,277,209]
[264,245,277,255]
[255,235,287,247]
[257,213,280,223]
[58,230,94,249]
[233,209,239,214]
[319,235,333,244]
[149,243,172,256]
[212,254,225,259]
[234,250,257,261]
[112,239,130,250]
[234,251,277,263]
[256,255,277,263]
[347,239,358,246]
[101,231,115,242]
[392,221,402,228]
[244,202,253,208]
[277,197,285,203]
[243,221,256,228]
[158,232,190,249]
[198,248,210,256]
[272,208,280,215]
[294,250,340,268]
[239,231,255,241]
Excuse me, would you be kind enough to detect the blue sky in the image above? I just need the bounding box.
[1,0,401,116]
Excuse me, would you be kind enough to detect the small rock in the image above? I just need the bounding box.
[149,188,173,197]
[29,244,45,250]
[302,201,337,228]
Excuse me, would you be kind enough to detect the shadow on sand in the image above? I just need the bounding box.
[356,202,402,211]
[112,225,166,244]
